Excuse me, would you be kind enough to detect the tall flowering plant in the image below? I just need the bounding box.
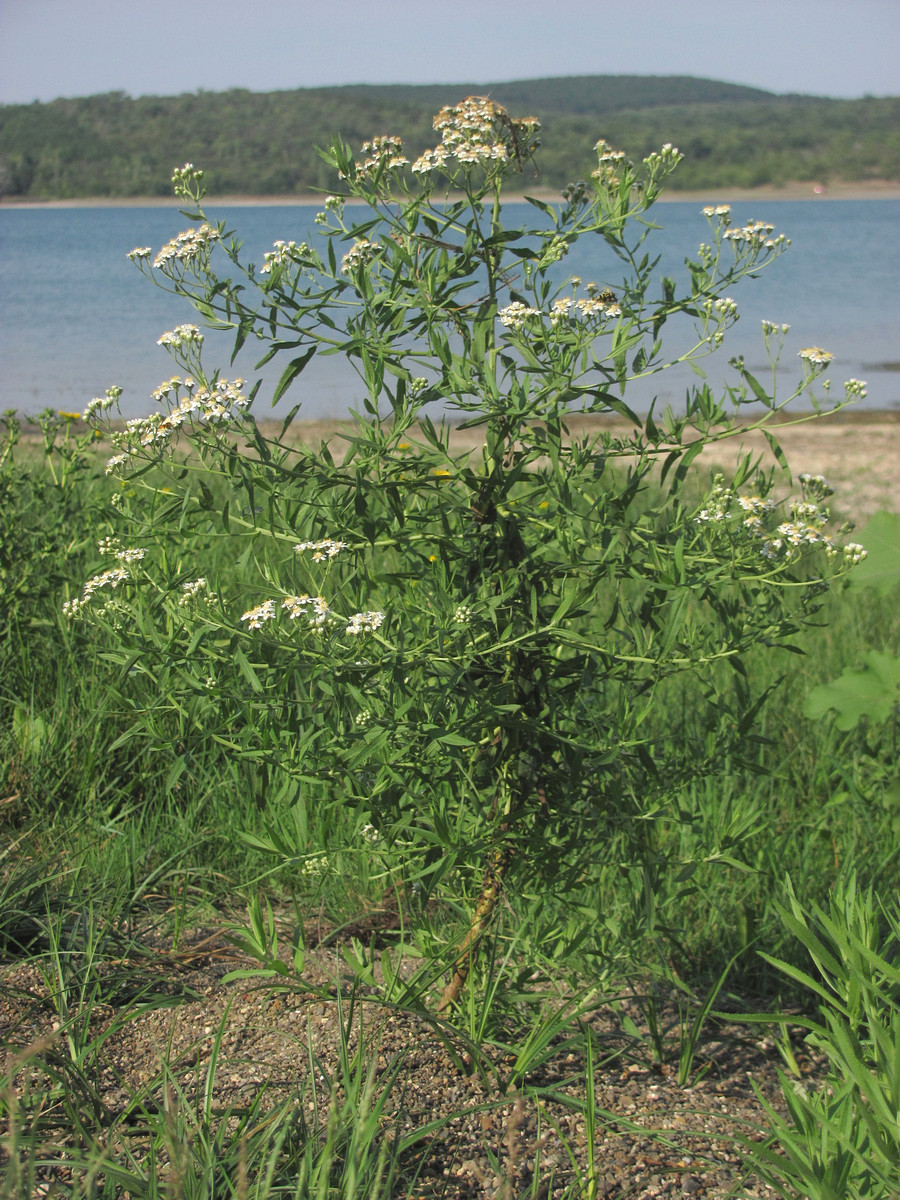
[72,99,865,1007]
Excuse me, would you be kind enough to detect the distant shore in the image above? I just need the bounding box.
[4,179,900,209]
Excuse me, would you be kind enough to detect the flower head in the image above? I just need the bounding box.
[352,135,409,179]
[157,324,203,349]
[340,239,380,275]
[412,97,539,175]
[260,240,316,274]
[153,225,219,270]
[345,611,385,636]
[498,302,542,331]
[83,386,123,420]
[799,347,834,367]
[294,539,347,561]
[241,600,276,630]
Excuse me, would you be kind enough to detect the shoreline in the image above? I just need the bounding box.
[16,409,900,516]
[3,179,900,209]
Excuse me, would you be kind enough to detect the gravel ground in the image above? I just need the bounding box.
[1,922,827,1199]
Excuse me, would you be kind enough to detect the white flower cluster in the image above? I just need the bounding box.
[642,143,683,174]
[301,854,328,877]
[701,204,732,223]
[345,611,385,636]
[294,539,347,561]
[157,324,203,349]
[179,578,215,607]
[171,163,203,191]
[694,472,859,565]
[360,823,379,845]
[282,594,331,631]
[453,604,473,624]
[723,220,788,251]
[764,497,839,560]
[104,453,130,475]
[736,493,776,533]
[152,375,188,402]
[411,97,540,174]
[103,378,249,474]
[764,512,834,558]
[241,600,276,629]
[550,290,621,326]
[153,225,219,270]
[593,139,627,166]
[260,240,314,274]
[591,139,630,185]
[498,302,542,330]
[500,286,621,332]
[695,478,734,524]
[63,565,132,619]
[799,473,835,501]
[843,542,867,565]
[761,320,791,336]
[798,347,834,367]
[702,296,739,321]
[844,378,868,399]
[83,386,123,420]
[353,135,409,177]
[127,247,152,262]
[240,594,383,639]
[341,239,380,274]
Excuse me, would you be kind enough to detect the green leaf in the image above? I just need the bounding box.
[846,512,900,595]
[523,195,556,218]
[272,348,315,405]
[659,588,690,658]
[737,365,770,404]
[232,646,263,693]
[436,732,475,747]
[12,705,47,759]
[762,428,789,471]
[803,650,900,729]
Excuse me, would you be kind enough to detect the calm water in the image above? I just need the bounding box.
[1,201,898,419]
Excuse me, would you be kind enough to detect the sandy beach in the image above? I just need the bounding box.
[4,179,900,209]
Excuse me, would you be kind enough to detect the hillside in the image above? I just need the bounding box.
[1,74,898,199]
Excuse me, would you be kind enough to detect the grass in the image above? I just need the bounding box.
[2,420,900,1197]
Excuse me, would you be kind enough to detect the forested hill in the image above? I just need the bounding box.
[1,74,898,199]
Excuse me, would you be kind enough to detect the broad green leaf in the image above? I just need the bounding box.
[846,511,900,595]
[803,650,900,729]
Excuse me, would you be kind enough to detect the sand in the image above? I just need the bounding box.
[4,179,900,209]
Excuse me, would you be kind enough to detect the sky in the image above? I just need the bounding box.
[0,0,898,105]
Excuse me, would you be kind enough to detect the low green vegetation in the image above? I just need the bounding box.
[1,74,898,199]
[2,101,900,1197]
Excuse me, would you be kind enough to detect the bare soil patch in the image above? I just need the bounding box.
[1,921,822,1198]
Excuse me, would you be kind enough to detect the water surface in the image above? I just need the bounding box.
[1,201,897,419]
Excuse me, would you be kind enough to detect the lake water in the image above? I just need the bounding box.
[1,201,898,420]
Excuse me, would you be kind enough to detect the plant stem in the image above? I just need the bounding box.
[437,839,515,1013]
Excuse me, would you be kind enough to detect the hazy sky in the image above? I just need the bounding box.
[1,0,898,105]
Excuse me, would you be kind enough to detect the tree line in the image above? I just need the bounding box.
[1,74,898,199]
